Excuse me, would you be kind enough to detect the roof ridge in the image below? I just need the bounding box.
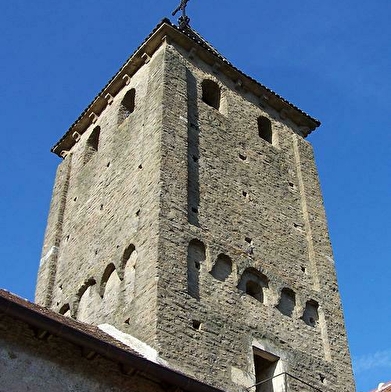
[52,19,320,156]
[179,25,231,65]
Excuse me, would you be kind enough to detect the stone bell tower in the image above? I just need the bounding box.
[36,19,355,392]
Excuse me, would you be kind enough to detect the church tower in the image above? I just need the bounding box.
[36,18,355,392]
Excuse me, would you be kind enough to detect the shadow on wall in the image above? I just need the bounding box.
[187,70,200,227]
[60,244,138,324]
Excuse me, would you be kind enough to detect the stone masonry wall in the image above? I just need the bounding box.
[0,313,166,392]
[36,35,354,392]
[155,42,354,391]
[36,45,168,347]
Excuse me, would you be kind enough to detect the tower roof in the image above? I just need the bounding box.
[52,19,320,157]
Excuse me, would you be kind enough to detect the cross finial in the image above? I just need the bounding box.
[172,0,191,29]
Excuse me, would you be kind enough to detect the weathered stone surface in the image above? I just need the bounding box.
[0,314,165,392]
[36,24,355,392]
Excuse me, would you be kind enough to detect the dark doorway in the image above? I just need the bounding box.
[253,349,279,392]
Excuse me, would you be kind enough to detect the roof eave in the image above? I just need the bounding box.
[52,19,320,157]
[0,289,223,392]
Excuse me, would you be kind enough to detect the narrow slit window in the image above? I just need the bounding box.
[276,287,296,317]
[302,299,319,327]
[118,88,136,123]
[83,126,100,165]
[187,239,206,300]
[202,80,220,110]
[258,116,272,144]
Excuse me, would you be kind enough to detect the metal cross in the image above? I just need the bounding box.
[172,0,191,28]
[172,0,189,18]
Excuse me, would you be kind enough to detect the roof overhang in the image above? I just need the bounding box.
[0,289,223,392]
[52,19,320,157]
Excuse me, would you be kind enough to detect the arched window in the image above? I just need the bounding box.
[202,80,220,110]
[246,280,263,302]
[77,278,100,323]
[101,265,121,317]
[100,263,116,297]
[276,288,296,317]
[120,243,136,277]
[302,299,319,327]
[210,253,232,282]
[118,88,135,123]
[258,116,272,144]
[187,239,206,300]
[77,278,96,300]
[59,303,70,317]
[83,126,100,165]
[123,248,138,302]
[238,268,268,303]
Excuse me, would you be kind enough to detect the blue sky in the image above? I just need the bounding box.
[0,1,390,390]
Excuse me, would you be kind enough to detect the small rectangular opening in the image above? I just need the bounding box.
[253,348,279,392]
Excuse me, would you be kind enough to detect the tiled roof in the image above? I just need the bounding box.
[0,289,223,392]
[52,19,320,156]
[51,18,172,155]
[0,288,139,354]
[178,24,320,127]
[370,382,391,392]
